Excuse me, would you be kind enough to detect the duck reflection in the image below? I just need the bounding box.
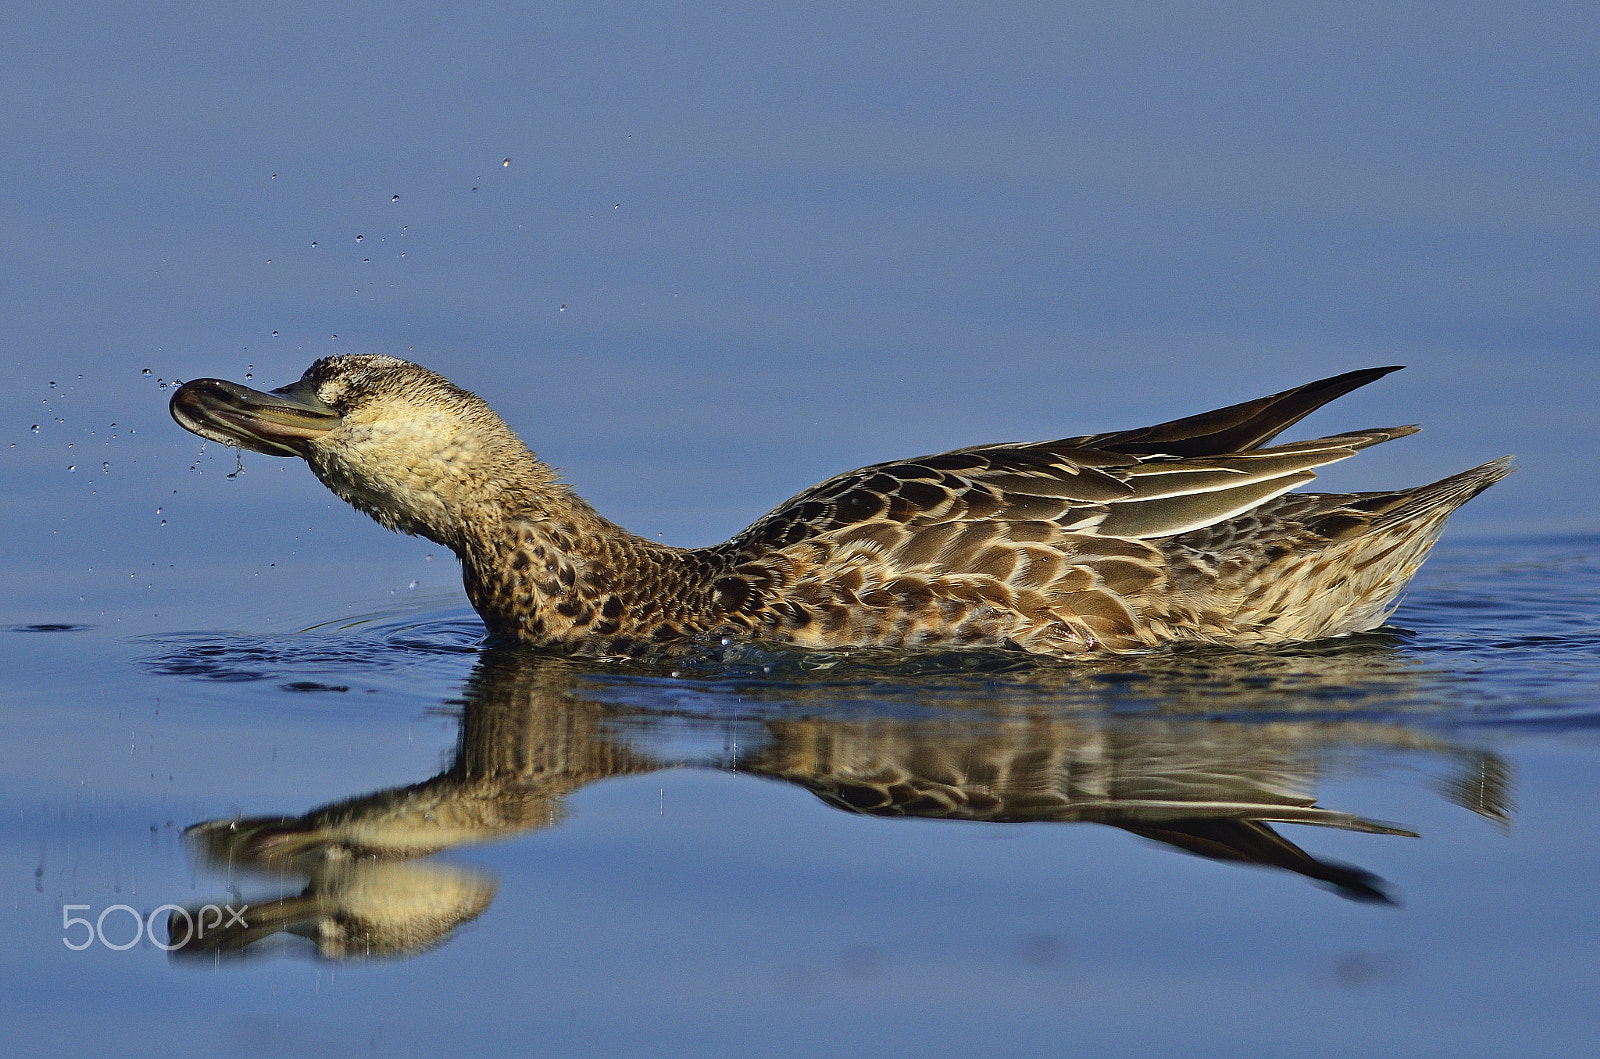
[169,646,1512,960]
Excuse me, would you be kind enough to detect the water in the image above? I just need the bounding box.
[3,4,1598,1056]
[2,537,1597,1055]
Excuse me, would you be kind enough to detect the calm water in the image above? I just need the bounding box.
[4,4,1598,1056]
[3,535,1599,1056]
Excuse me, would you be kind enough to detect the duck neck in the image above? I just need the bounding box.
[454,472,691,645]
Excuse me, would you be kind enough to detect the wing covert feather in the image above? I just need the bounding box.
[727,368,1416,553]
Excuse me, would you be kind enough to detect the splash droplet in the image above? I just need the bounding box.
[391,194,400,203]
[101,461,110,472]
[355,234,364,243]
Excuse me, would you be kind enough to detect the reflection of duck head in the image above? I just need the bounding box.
[168,856,495,961]
[174,648,1514,958]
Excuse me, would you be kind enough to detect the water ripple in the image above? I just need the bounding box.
[135,536,1600,730]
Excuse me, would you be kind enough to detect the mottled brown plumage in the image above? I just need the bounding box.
[170,356,1512,656]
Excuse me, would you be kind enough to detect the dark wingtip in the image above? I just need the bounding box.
[1088,366,1408,458]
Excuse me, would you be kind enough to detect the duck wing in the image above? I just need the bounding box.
[731,369,1415,550]
[1080,365,1405,456]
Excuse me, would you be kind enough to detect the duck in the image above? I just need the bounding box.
[170,356,1512,657]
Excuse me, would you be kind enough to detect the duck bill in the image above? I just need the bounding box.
[169,378,339,457]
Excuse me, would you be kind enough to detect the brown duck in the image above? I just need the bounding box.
[170,357,1511,656]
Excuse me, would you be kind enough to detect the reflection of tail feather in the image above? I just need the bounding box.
[1076,800,1418,837]
[1118,818,1398,905]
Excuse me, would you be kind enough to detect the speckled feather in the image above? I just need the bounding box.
[170,356,1513,657]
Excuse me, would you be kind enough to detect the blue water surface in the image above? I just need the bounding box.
[2,4,1598,1057]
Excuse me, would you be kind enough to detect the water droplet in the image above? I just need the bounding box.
[407,580,418,589]
[331,334,337,340]
[400,252,406,258]
[101,461,109,472]
[391,194,400,203]
[159,519,167,527]
[559,304,567,312]
[67,465,75,473]
[244,373,252,379]
[49,381,56,388]
[363,258,370,264]
[502,158,511,167]
[311,241,317,248]
[271,173,277,179]
[142,368,151,376]
[272,330,279,337]
[30,425,38,433]
[613,203,620,210]
[355,234,364,243]
[155,507,162,515]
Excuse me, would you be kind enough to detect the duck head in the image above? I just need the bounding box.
[170,354,559,550]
